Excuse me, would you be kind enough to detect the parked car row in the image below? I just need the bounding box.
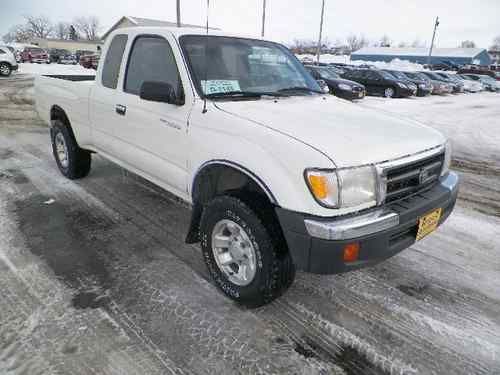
[0,45,101,69]
[301,61,499,101]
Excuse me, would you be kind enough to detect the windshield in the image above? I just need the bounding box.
[380,71,396,80]
[389,70,407,80]
[424,72,442,80]
[314,67,340,80]
[28,48,44,53]
[480,75,496,82]
[180,35,320,98]
[411,72,427,81]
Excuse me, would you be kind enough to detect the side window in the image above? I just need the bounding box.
[102,34,128,89]
[124,36,181,96]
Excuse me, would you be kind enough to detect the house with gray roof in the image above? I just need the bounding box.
[102,16,216,40]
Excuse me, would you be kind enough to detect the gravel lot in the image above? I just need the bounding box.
[1,72,499,375]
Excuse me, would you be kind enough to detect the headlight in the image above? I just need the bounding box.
[338,83,353,91]
[397,82,407,88]
[441,141,452,176]
[305,166,378,208]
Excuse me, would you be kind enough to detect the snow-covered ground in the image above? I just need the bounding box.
[14,62,95,76]
[296,54,425,71]
[1,75,500,374]
[360,93,500,166]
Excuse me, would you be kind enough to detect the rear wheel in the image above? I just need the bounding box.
[0,63,11,77]
[200,195,295,307]
[384,86,396,98]
[50,120,91,179]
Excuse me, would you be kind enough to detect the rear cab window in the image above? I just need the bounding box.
[101,34,128,89]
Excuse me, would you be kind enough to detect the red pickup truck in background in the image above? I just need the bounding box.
[79,53,100,70]
[20,47,50,64]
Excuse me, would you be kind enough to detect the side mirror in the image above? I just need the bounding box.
[140,81,183,105]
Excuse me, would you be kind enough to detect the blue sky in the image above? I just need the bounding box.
[2,0,499,48]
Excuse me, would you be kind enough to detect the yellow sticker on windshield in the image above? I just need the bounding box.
[201,80,241,95]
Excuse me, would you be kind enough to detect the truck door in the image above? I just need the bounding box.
[89,34,128,155]
[111,34,191,199]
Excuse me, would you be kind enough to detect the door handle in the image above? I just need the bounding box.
[115,104,126,116]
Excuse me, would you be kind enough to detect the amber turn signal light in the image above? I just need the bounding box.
[307,174,328,199]
[343,242,360,262]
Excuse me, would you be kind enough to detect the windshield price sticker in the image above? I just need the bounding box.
[201,80,241,95]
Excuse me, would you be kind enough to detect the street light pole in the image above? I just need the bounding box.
[316,0,325,63]
[176,0,181,27]
[427,16,440,67]
[261,0,267,38]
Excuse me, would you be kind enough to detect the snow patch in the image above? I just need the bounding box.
[14,63,95,76]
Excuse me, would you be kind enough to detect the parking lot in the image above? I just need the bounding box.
[1,71,499,374]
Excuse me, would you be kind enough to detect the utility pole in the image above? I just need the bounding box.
[261,0,267,38]
[427,16,440,67]
[176,0,181,27]
[316,0,325,63]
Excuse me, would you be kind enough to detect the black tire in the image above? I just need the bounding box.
[200,195,295,307]
[50,120,91,179]
[0,62,12,77]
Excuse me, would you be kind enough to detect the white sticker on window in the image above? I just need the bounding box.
[201,80,241,95]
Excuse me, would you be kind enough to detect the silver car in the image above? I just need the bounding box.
[0,45,19,77]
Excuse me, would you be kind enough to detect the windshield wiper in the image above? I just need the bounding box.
[276,87,323,94]
[205,91,287,99]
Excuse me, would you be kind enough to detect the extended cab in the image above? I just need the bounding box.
[35,27,459,307]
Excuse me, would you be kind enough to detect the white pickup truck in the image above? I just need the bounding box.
[35,27,459,306]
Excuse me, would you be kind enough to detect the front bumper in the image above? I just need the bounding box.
[276,172,459,274]
[335,89,366,100]
[417,87,432,96]
[398,87,416,97]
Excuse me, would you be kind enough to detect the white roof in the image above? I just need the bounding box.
[352,47,485,58]
[109,26,259,41]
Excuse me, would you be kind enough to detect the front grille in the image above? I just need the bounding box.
[385,153,444,203]
[352,86,363,93]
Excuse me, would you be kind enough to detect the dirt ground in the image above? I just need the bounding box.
[1,74,499,375]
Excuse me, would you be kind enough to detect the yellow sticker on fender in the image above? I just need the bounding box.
[416,208,442,241]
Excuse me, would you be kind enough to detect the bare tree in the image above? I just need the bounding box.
[69,25,79,41]
[460,40,476,48]
[55,22,72,40]
[74,16,101,40]
[2,24,33,43]
[379,35,391,47]
[346,34,368,53]
[24,15,53,38]
[411,39,426,48]
[489,35,500,50]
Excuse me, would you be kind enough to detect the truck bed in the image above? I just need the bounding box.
[42,74,95,82]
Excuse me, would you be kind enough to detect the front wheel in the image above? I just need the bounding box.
[200,196,295,307]
[384,86,396,98]
[0,63,12,77]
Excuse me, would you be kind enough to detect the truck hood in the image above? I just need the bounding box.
[214,95,445,167]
